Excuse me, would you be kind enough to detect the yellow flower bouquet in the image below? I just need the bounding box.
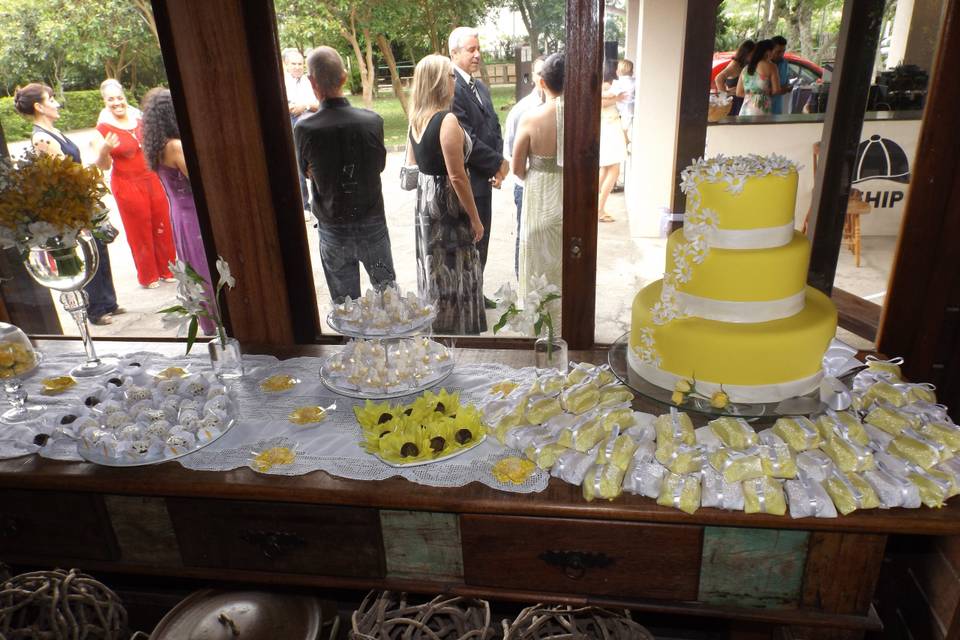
[0,150,108,258]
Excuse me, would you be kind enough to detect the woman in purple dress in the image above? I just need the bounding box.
[140,88,215,335]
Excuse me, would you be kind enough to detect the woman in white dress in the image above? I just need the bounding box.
[511,53,564,329]
[598,67,627,222]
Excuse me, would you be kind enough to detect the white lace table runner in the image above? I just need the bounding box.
[0,351,549,494]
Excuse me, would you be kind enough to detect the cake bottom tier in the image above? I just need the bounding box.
[629,280,837,403]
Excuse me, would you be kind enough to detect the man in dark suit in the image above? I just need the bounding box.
[449,27,509,308]
[294,46,396,302]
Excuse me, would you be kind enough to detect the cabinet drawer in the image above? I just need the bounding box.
[166,498,384,578]
[0,490,117,561]
[461,515,701,600]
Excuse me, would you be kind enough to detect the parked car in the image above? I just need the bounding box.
[710,51,824,93]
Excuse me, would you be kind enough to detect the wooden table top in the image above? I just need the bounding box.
[4,339,959,536]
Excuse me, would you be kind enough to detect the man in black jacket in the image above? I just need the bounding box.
[449,27,509,308]
[294,46,396,302]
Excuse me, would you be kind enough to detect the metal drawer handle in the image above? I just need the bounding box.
[0,516,19,538]
[539,550,614,580]
[239,529,306,560]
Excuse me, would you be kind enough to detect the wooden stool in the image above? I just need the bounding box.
[803,142,874,267]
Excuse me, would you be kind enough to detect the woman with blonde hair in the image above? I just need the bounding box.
[406,54,486,334]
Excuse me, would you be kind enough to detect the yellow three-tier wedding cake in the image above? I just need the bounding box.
[629,154,837,403]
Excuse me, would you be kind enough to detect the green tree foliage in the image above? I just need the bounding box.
[715,0,847,63]
[0,0,164,96]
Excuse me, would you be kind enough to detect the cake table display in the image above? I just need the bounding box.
[629,155,838,404]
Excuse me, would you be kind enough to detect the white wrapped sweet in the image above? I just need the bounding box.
[622,442,665,498]
[695,425,723,451]
[128,399,155,417]
[156,379,181,396]
[93,433,122,458]
[204,395,229,415]
[796,450,835,482]
[550,445,598,485]
[504,425,551,452]
[145,421,171,440]
[178,375,210,398]
[863,465,921,508]
[165,431,196,456]
[863,423,895,450]
[179,399,203,414]
[785,473,838,518]
[701,465,745,511]
[200,412,226,432]
[105,411,132,430]
[207,383,227,399]
[195,424,222,444]
[118,424,143,440]
[125,385,153,402]
[126,438,158,458]
[99,399,126,415]
[624,412,656,442]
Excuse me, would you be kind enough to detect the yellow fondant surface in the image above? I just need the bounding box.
[696,172,797,230]
[666,230,810,302]
[630,280,837,386]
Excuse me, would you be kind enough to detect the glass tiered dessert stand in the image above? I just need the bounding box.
[319,290,455,400]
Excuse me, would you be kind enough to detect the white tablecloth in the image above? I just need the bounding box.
[0,350,549,493]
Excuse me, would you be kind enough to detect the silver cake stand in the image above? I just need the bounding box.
[607,332,831,420]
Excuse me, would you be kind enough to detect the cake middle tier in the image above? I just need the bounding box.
[666,228,810,322]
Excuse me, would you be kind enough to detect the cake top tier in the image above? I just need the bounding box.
[680,154,799,193]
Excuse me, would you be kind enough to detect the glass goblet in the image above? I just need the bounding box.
[0,324,45,425]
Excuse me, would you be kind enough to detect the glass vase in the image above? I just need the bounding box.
[23,232,115,377]
[534,335,568,372]
[209,337,243,381]
[0,323,45,425]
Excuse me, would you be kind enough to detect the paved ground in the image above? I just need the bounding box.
[10,129,888,348]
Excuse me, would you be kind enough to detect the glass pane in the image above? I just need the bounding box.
[0,1,215,340]
[274,1,566,340]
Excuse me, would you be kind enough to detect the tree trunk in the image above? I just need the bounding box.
[796,0,815,60]
[377,33,407,116]
[340,9,374,108]
[515,0,541,59]
[130,0,160,46]
[479,58,490,86]
[363,28,377,103]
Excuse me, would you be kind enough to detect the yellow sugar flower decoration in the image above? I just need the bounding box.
[354,399,397,432]
[378,421,431,463]
[423,388,460,417]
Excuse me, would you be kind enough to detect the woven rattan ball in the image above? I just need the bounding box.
[502,604,654,640]
[350,591,492,640]
[0,568,127,640]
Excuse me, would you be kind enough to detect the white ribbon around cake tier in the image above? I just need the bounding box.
[675,289,805,323]
[627,348,824,404]
[684,221,795,249]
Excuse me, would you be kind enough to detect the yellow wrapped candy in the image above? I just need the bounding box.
[601,407,634,432]
[561,380,600,415]
[772,416,821,452]
[655,439,704,474]
[260,374,299,393]
[708,448,764,483]
[655,411,695,446]
[743,476,787,515]
[908,468,951,508]
[525,396,563,425]
[564,363,592,388]
[251,446,297,473]
[41,376,77,395]
[862,380,907,408]
[288,405,329,425]
[489,380,519,398]
[598,384,634,409]
[865,405,918,436]
[557,416,606,452]
[582,463,626,502]
[657,472,701,514]
[155,366,188,380]
[818,412,870,446]
[708,417,758,450]
[866,355,903,380]
[823,470,880,515]
[821,434,875,473]
[595,366,616,387]
[492,457,537,484]
[759,443,797,479]
[888,429,950,470]
[920,422,960,453]
[524,441,567,469]
[531,373,563,397]
[595,433,639,471]
[492,403,527,443]
[906,383,937,404]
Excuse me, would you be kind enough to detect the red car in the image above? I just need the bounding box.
[710,51,824,92]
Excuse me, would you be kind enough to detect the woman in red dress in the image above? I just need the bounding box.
[92,79,176,288]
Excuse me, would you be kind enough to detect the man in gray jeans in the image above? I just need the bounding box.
[294,46,396,301]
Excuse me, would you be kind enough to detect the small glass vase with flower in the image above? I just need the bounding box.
[158,257,242,381]
[493,275,567,372]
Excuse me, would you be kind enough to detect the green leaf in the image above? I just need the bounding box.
[533,316,544,337]
[539,292,561,308]
[158,305,188,315]
[492,303,518,335]
[184,316,199,355]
